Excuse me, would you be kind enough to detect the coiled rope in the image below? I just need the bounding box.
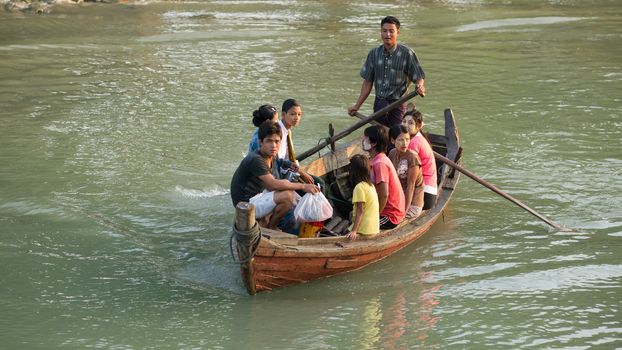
[229,221,262,264]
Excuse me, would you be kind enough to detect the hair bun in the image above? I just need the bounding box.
[252,104,277,127]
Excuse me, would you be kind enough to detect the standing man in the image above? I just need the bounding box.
[348,16,426,127]
[230,121,318,230]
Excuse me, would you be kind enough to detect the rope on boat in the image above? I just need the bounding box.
[229,221,261,264]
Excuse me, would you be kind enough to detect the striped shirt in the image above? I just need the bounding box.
[360,44,425,100]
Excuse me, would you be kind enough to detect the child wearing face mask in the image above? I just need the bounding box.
[363,125,406,229]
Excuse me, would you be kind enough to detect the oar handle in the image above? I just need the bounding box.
[296,90,420,162]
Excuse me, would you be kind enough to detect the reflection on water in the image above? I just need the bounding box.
[358,296,381,349]
[1,0,622,349]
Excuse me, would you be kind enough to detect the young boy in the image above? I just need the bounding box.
[230,121,318,229]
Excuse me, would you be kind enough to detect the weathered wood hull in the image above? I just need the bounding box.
[236,108,462,294]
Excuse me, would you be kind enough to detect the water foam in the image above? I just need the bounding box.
[174,185,228,199]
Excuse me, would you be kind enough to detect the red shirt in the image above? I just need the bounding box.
[370,153,405,225]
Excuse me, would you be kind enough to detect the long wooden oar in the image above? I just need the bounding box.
[351,112,572,232]
[432,151,571,232]
[296,90,420,162]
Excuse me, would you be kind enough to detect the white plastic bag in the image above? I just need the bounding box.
[294,192,333,222]
[249,190,276,219]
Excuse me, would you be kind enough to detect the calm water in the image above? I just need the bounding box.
[1,1,621,349]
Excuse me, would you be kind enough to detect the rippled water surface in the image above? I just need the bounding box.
[1,1,621,349]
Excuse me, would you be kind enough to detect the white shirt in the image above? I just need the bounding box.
[277,120,290,161]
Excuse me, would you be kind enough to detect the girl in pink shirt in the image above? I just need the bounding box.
[402,109,437,210]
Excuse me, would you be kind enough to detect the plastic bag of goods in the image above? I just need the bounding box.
[294,192,333,223]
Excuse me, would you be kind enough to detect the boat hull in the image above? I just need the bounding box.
[234,108,461,294]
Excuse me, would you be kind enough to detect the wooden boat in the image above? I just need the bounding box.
[232,108,462,294]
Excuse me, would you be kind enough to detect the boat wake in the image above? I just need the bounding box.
[173,259,247,296]
[174,185,228,199]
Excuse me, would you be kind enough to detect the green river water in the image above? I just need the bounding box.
[1,1,621,349]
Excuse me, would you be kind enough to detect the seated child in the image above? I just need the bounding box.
[345,154,380,240]
[388,125,424,219]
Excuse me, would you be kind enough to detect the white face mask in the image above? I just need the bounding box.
[362,139,372,151]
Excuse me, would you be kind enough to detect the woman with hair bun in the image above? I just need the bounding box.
[248,104,279,153]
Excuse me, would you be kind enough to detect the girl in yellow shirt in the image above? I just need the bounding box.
[346,154,380,240]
